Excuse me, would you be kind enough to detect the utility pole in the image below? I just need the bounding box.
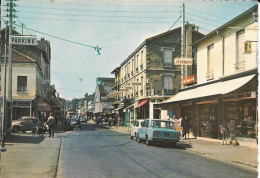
[181,3,186,89]
[8,0,14,100]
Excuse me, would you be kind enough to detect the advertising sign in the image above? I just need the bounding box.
[183,75,195,85]
[174,58,193,65]
[10,35,37,45]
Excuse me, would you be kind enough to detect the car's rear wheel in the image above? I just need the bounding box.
[12,126,20,133]
[137,133,141,143]
[146,136,151,146]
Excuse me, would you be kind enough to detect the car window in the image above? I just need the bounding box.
[22,119,30,123]
[136,122,139,127]
[144,120,149,127]
[151,121,173,128]
[32,119,39,124]
[141,121,144,127]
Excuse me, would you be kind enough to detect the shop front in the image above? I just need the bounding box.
[13,100,32,120]
[134,99,149,119]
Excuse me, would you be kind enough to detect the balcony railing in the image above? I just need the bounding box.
[234,61,246,70]
[206,71,214,80]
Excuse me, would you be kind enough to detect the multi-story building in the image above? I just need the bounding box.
[110,26,204,126]
[93,77,115,119]
[163,5,258,140]
[0,29,51,123]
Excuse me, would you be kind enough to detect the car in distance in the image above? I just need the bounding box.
[12,116,47,133]
[130,119,144,140]
[80,117,88,123]
[137,119,180,146]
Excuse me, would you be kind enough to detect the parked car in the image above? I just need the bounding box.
[130,119,144,140]
[12,116,47,133]
[80,117,87,122]
[137,119,181,146]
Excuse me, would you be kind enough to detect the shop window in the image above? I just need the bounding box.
[163,49,173,66]
[207,44,214,79]
[17,76,27,92]
[236,30,245,70]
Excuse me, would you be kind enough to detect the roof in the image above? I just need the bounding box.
[192,5,258,46]
[1,48,36,63]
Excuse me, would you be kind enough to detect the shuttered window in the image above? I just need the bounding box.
[163,49,172,66]
[17,76,27,92]
[163,75,173,90]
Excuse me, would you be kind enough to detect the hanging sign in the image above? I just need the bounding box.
[174,58,193,65]
[183,75,195,85]
[10,35,37,45]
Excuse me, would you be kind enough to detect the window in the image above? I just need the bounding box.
[163,49,173,66]
[136,122,139,127]
[236,30,245,70]
[163,75,173,90]
[144,120,149,127]
[207,44,214,79]
[17,76,27,92]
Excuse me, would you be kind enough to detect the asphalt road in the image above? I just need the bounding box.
[56,123,257,178]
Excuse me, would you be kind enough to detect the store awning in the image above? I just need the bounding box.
[37,97,51,112]
[163,74,255,104]
[135,99,148,109]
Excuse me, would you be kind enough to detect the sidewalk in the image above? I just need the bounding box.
[97,121,258,170]
[1,134,62,178]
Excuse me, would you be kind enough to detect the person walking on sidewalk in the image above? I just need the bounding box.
[181,116,190,139]
[108,116,113,127]
[47,113,56,138]
[220,118,230,145]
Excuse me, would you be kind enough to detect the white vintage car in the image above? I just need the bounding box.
[130,119,144,141]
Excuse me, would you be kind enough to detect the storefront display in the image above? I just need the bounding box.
[198,102,218,138]
[224,99,256,138]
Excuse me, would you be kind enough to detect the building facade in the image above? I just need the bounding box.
[162,5,258,140]
[110,26,204,126]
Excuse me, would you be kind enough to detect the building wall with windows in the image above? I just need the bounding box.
[196,10,257,84]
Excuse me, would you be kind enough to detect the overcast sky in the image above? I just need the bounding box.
[1,0,258,100]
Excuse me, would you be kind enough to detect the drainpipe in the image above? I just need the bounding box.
[217,30,225,76]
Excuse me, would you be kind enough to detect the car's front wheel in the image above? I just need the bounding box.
[137,133,141,143]
[12,126,20,133]
[146,136,151,146]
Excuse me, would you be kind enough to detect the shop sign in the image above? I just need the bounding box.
[10,35,37,45]
[37,98,51,112]
[174,58,193,65]
[183,75,195,85]
[222,91,256,101]
[244,42,252,52]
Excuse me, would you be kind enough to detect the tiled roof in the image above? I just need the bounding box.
[1,48,35,63]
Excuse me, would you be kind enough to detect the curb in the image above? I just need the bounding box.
[49,138,62,178]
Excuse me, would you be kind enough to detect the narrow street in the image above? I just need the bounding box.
[56,123,257,178]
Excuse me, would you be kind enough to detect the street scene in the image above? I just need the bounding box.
[0,0,259,178]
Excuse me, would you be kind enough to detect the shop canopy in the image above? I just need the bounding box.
[163,74,255,104]
[135,99,149,109]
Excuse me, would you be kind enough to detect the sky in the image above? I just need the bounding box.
[1,0,258,100]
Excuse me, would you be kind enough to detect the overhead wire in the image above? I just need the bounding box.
[18,5,180,13]
[168,15,181,31]
[186,17,220,28]
[186,7,228,21]
[14,11,32,35]
[186,12,224,24]
[16,16,177,24]
[18,0,181,8]
[13,23,98,49]
[17,11,179,19]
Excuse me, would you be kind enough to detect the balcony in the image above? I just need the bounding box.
[234,61,246,70]
[206,71,214,80]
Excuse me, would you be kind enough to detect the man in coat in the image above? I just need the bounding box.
[47,113,56,138]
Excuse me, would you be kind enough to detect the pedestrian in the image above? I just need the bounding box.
[108,116,112,127]
[220,118,230,145]
[181,116,190,139]
[47,113,56,138]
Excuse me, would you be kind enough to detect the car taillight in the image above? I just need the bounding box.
[154,132,159,135]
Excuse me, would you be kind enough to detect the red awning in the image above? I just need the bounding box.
[37,97,51,112]
[135,99,148,109]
